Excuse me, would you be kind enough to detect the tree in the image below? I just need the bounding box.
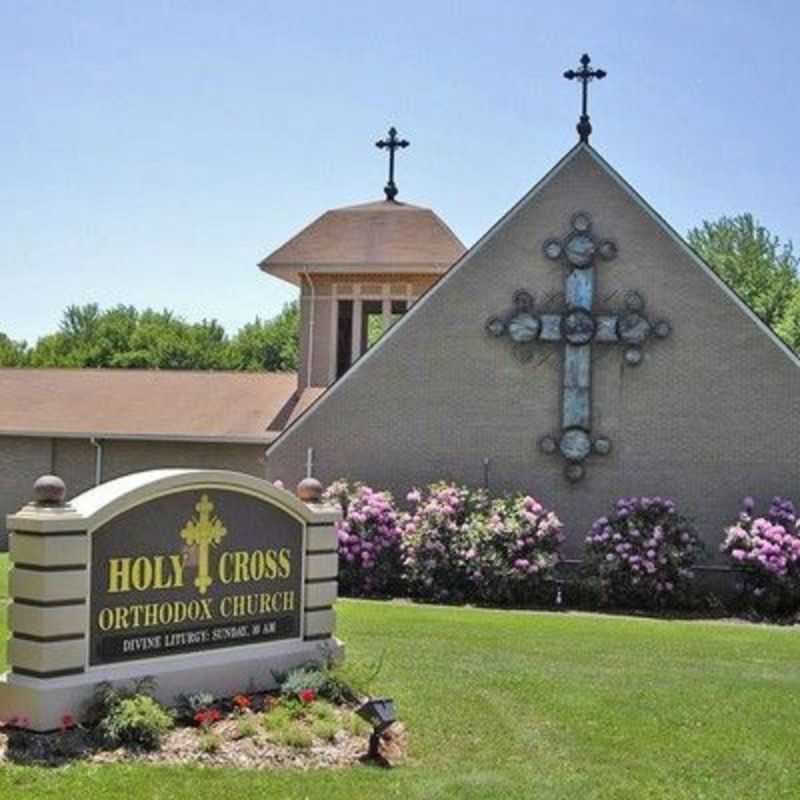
[228,303,299,372]
[776,287,800,353]
[688,214,798,336]
[0,332,28,367]
[19,302,300,371]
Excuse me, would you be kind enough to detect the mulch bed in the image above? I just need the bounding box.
[0,709,408,770]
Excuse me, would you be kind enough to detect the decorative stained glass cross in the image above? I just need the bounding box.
[485,212,671,482]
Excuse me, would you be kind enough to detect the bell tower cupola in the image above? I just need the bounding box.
[258,127,466,392]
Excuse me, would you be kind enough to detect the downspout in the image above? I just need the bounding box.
[303,269,315,388]
[90,437,103,486]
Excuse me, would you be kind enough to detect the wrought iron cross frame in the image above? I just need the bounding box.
[563,53,606,143]
[485,212,671,482]
[375,126,409,201]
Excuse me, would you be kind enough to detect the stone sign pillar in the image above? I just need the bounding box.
[0,469,342,731]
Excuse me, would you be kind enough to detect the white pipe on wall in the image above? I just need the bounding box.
[90,437,103,486]
[303,269,316,388]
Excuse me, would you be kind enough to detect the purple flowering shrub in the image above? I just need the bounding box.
[467,495,564,603]
[323,480,403,597]
[584,496,702,607]
[400,483,490,603]
[721,496,800,609]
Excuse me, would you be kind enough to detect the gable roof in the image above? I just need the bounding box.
[259,199,466,285]
[0,369,298,443]
[267,142,799,456]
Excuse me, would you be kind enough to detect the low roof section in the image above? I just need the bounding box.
[0,369,299,444]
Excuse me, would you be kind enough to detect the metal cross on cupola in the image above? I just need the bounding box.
[485,212,672,482]
[563,53,606,143]
[375,126,409,201]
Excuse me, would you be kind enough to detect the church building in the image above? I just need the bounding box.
[1,57,797,561]
[264,62,799,558]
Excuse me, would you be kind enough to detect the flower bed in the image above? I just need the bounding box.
[0,662,406,770]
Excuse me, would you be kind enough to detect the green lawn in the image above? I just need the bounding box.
[1,553,800,799]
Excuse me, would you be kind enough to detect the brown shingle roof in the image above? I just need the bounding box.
[0,369,298,442]
[259,199,465,284]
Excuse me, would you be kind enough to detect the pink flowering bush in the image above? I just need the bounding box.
[584,496,702,607]
[323,480,403,597]
[467,495,564,604]
[721,496,800,610]
[400,484,565,605]
[400,483,490,603]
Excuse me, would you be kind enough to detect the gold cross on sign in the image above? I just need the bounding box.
[180,494,227,594]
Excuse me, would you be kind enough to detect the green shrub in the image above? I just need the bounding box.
[236,715,260,740]
[94,693,174,751]
[311,718,339,742]
[199,731,223,754]
[308,700,337,723]
[277,665,328,697]
[175,691,215,722]
[279,724,313,749]
[263,705,293,735]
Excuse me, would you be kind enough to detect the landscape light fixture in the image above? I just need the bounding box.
[554,578,565,607]
[356,697,396,762]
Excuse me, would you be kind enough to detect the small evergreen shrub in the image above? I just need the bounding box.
[199,731,223,754]
[263,706,293,736]
[722,496,800,611]
[90,681,174,751]
[235,715,260,740]
[279,725,313,749]
[175,691,215,722]
[276,665,328,698]
[324,480,404,596]
[584,496,702,607]
[311,718,339,742]
[401,483,490,602]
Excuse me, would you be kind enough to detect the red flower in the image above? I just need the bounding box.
[298,689,316,704]
[193,708,222,727]
[61,713,76,731]
[233,694,251,709]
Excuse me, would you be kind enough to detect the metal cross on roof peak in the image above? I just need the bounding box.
[375,126,410,202]
[563,53,607,143]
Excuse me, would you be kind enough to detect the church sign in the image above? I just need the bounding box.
[89,489,304,665]
[0,469,341,731]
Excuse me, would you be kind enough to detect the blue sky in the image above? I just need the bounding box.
[1,1,798,343]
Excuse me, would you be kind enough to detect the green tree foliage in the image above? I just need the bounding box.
[688,214,799,351]
[776,287,800,352]
[3,302,299,371]
[0,332,28,366]
[227,303,299,371]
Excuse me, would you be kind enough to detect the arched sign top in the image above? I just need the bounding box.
[51,469,337,533]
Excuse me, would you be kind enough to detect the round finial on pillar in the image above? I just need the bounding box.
[33,474,67,506]
[296,477,323,503]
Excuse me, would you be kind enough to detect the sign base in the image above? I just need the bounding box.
[0,637,344,732]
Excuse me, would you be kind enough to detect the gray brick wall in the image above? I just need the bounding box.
[0,436,53,549]
[1,437,267,550]
[266,146,800,561]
